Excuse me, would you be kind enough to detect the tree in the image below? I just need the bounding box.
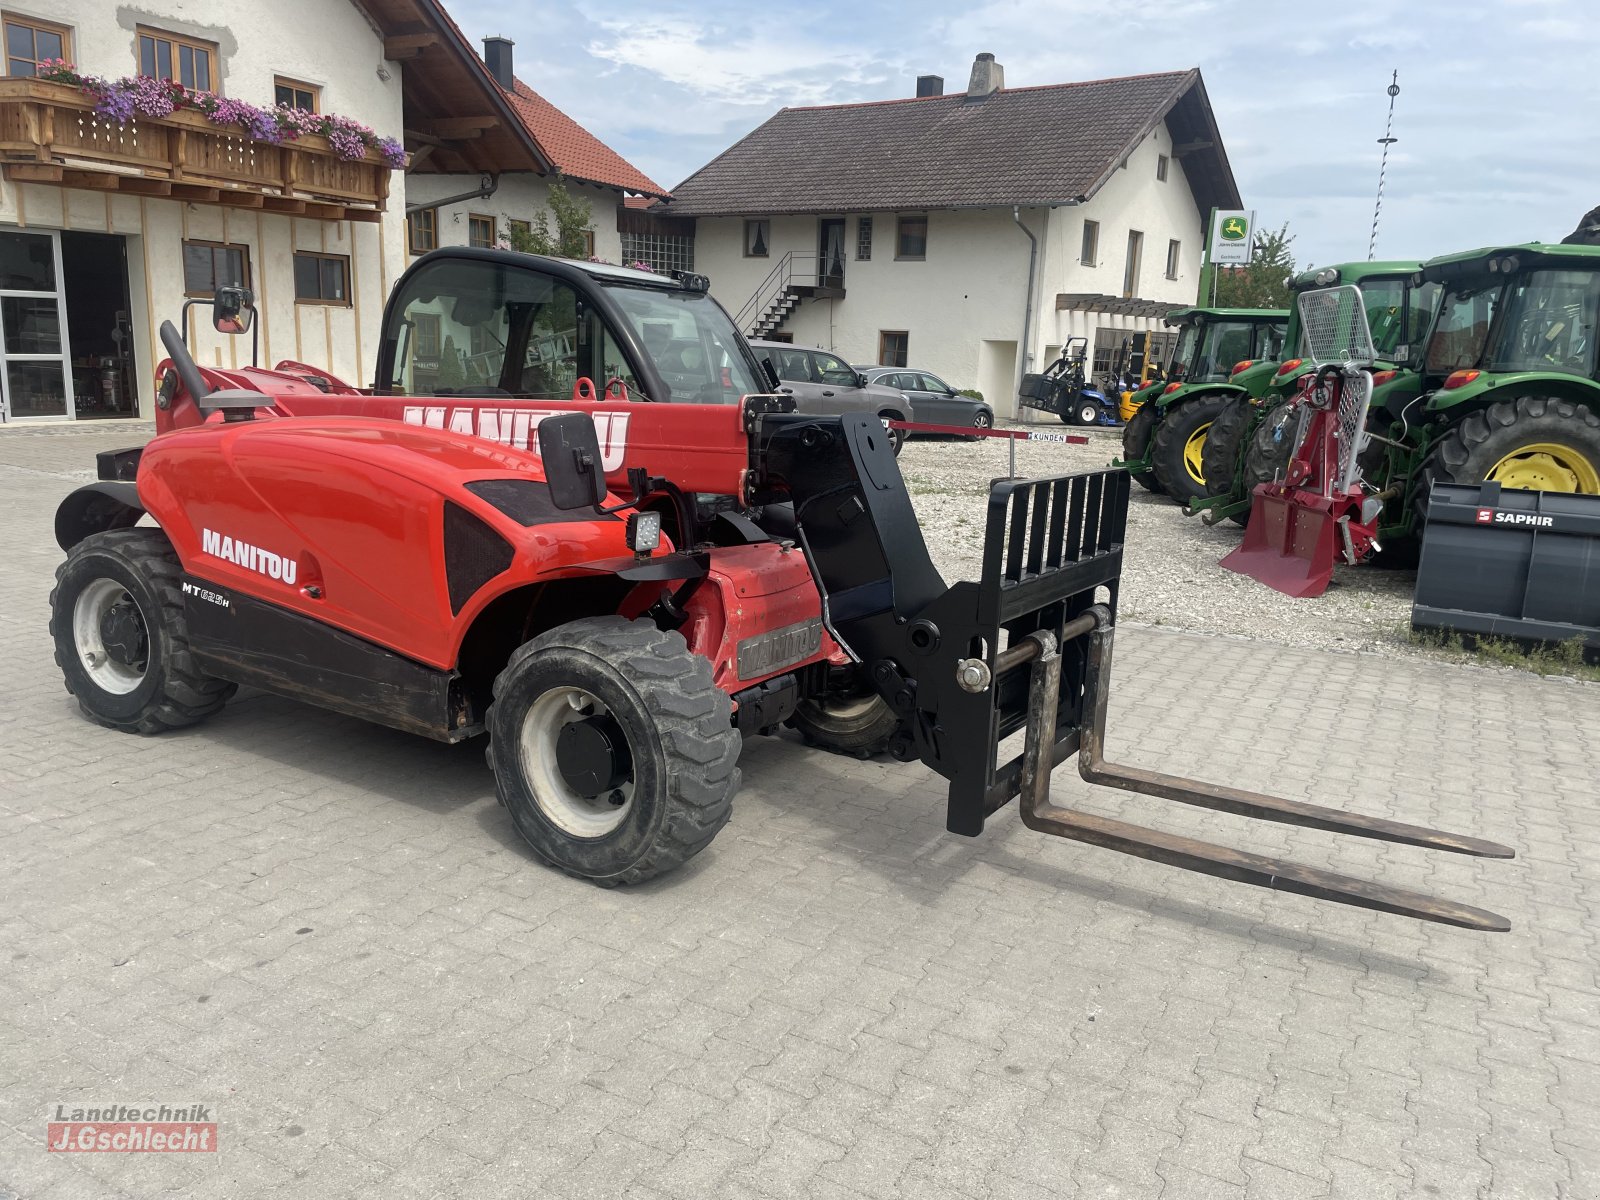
[1213,222,1297,309]
[502,176,594,260]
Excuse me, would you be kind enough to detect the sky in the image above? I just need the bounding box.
[444,0,1597,270]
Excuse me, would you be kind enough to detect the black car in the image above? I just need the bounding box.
[856,367,994,432]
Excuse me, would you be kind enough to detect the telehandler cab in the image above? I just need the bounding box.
[49,249,1512,927]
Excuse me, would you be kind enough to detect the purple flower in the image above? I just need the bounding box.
[124,74,176,117]
[375,137,406,168]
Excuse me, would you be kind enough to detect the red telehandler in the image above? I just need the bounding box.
[50,249,1512,928]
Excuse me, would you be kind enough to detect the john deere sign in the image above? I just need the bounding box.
[1211,210,1255,265]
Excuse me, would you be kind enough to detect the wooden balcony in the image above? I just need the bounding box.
[0,78,391,221]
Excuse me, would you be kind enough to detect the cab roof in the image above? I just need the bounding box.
[1421,242,1600,281]
[1291,261,1423,289]
[1162,307,1289,325]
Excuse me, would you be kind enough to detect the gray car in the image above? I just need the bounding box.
[750,340,914,452]
[857,367,995,433]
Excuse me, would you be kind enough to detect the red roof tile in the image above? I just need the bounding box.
[504,80,668,198]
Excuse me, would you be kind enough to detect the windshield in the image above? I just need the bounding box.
[1169,324,1200,379]
[1484,269,1599,376]
[1193,321,1257,382]
[604,285,764,404]
[1425,283,1501,375]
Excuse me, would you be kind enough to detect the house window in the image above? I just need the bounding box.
[896,215,927,260]
[413,313,441,360]
[3,15,69,76]
[856,216,873,261]
[1157,154,1169,182]
[181,240,249,298]
[468,214,496,249]
[1123,230,1143,299]
[744,220,769,258]
[293,251,350,305]
[879,331,909,368]
[1165,239,1181,280]
[137,27,216,92]
[1080,219,1099,267]
[274,77,319,112]
[407,208,437,255]
[581,229,596,258]
[620,232,695,274]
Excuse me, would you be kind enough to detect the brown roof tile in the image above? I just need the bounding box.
[665,69,1238,217]
[504,80,669,198]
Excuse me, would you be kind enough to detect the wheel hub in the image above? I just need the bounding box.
[99,601,149,667]
[555,713,632,799]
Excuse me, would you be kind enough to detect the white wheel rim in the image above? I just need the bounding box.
[72,577,148,695]
[518,686,634,838]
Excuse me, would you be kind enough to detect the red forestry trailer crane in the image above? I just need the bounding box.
[50,249,1512,928]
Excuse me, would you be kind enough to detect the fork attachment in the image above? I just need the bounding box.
[755,413,1513,931]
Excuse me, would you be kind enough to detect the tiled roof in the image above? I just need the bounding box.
[504,80,668,198]
[665,69,1238,217]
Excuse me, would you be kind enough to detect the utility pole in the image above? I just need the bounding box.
[1368,70,1400,260]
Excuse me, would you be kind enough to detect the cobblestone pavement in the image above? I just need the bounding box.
[2,423,1597,1199]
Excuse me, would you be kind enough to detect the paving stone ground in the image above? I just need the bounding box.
[1,422,1597,1199]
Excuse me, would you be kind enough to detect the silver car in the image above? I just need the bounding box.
[857,367,995,433]
[750,340,913,452]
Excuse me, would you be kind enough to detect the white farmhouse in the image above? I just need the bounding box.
[403,35,670,269]
[664,54,1242,414]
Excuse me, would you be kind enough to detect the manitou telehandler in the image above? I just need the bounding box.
[49,248,1511,927]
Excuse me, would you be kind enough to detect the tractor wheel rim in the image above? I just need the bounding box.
[1487,442,1600,493]
[72,577,149,695]
[1183,421,1212,484]
[520,686,634,838]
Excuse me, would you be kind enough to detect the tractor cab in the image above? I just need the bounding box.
[1417,244,1600,405]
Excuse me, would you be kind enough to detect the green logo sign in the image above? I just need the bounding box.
[1220,216,1249,242]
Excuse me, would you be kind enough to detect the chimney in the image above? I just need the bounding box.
[916,74,944,98]
[966,52,1004,99]
[482,35,515,91]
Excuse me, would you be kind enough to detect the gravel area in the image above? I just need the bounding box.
[899,419,1420,656]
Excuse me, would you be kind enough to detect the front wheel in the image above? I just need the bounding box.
[879,412,907,456]
[1200,396,1262,526]
[49,529,236,734]
[968,408,994,440]
[487,617,740,886]
[1150,393,1232,505]
[1120,403,1163,493]
[789,668,899,757]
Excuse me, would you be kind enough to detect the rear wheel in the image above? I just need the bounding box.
[1199,396,1258,526]
[49,529,236,734]
[1151,393,1231,505]
[1435,396,1600,493]
[1120,403,1163,493]
[1062,397,1101,426]
[487,616,740,886]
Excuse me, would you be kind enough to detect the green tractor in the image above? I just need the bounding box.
[1116,307,1289,505]
[1190,261,1441,526]
[1355,242,1600,549]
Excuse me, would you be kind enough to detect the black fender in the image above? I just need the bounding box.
[55,482,147,551]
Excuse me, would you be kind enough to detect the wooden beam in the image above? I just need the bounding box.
[61,169,121,190]
[116,177,173,196]
[344,208,383,223]
[412,116,498,139]
[384,32,439,60]
[262,197,306,214]
[5,162,63,182]
[299,200,347,220]
[217,191,265,208]
[1172,139,1215,157]
[170,183,220,201]
[404,143,436,171]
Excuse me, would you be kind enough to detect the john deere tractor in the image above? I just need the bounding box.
[1115,307,1289,504]
[1190,261,1440,526]
[1355,242,1600,548]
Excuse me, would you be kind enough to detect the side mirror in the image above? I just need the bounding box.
[855,371,869,388]
[213,285,255,335]
[539,413,607,510]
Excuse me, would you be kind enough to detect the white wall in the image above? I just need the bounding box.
[0,0,407,408]
[408,174,624,264]
[688,116,1210,415]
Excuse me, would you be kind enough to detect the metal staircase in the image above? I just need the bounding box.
[734,252,844,339]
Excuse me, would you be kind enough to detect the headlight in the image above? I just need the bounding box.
[626,511,662,554]
[1313,268,1338,286]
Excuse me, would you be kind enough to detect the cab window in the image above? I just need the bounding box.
[813,351,856,386]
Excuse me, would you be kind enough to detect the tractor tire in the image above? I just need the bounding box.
[1243,402,1298,493]
[789,669,899,758]
[1198,396,1258,526]
[1061,397,1102,426]
[486,616,740,887]
[1431,395,1600,496]
[48,528,236,735]
[1151,393,1231,506]
[1120,403,1163,493]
